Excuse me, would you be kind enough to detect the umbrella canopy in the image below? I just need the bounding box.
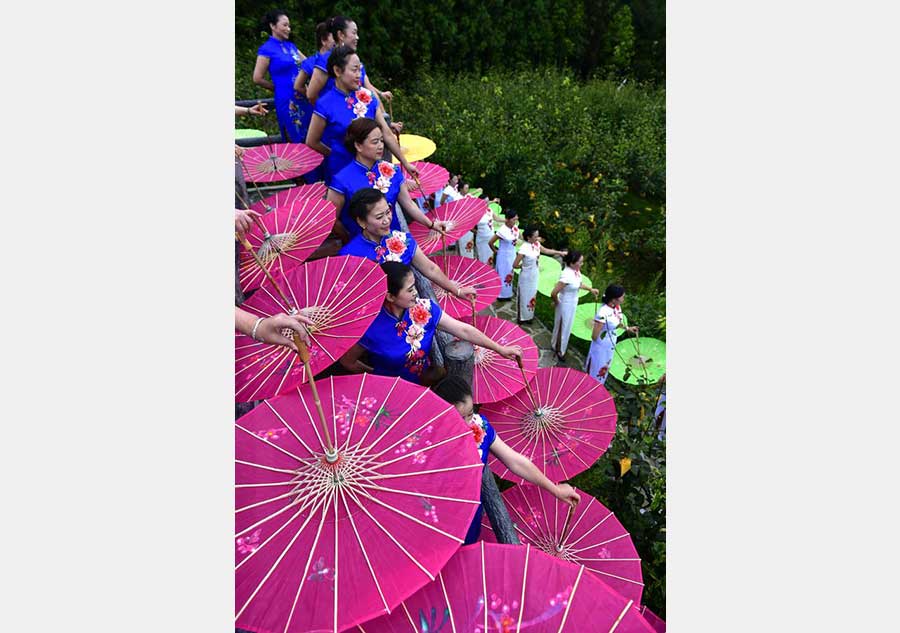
[402,162,449,199]
[354,542,655,632]
[429,256,501,319]
[249,183,328,214]
[241,143,324,183]
[480,483,644,604]
[608,338,666,386]
[235,128,267,139]
[639,606,666,632]
[471,316,539,405]
[467,187,483,198]
[235,373,484,633]
[238,198,337,293]
[390,134,437,164]
[408,197,490,254]
[235,255,385,402]
[571,303,629,342]
[480,367,617,483]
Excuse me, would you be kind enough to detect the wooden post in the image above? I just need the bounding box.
[481,466,520,544]
[444,339,474,388]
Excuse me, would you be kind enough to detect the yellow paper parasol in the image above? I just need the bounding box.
[390,134,437,164]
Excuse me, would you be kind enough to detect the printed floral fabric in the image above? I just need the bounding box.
[330,159,406,238]
[359,298,444,384]
[338,230,418,266]
[469,412,497,463]
[346,87,375,118]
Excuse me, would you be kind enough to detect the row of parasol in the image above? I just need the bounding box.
[235,138,665,631]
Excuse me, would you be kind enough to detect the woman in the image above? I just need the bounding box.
[550,250,599,361]
[305,46,416,185]
[474,197,502,264]
[584,284,639,383]
[489,209,519,300]
[292,21,335,138]
[436,174,461,208]
[252,10,306,142]
[327,118,447,241]
[339,189,477,300]
[339,263,522,384]
[432,375,580,544]
[512,227,567,324]
[305,16,391,106]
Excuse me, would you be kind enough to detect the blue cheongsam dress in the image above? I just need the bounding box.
[464,412,497,544]
[330,159,406,238]
[312,86,380,184]
[256,36,305,142]
[358,299,443,384]
[339,230,418,265]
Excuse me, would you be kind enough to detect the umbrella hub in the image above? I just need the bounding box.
[522,406,564,438]
[258,154,294,174]
[535,537,576,562]
[472,345,492,366]
[293,305,333,334]
[257,232,297,264]
[630,355,650,368]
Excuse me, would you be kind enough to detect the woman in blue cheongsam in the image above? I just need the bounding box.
[339,262,522,384]
[327,118,447,241]
[252,10,306,142]
[338,189,476,300]
[305,46,417,185]
[431,376,581,544]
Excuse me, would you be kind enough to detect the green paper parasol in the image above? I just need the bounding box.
[234,128,267,139]
[609,337,666,385]
[468,187,483,198]
[570,303,628,341]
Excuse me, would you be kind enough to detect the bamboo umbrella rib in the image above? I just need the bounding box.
[235,491,330,571]
[516,545,531,632]
[590,570,645,586]
[367,462,483,480]
[338,490,391,614]
[236,487,333,619]
[503,497,546,544]
[294,382,329,454]
[357,482,481,505]
[339,485,437,578]
[351,384,435,460]
[236,480,301,489]
[556,564,585,633]
[347,484,465,542]
[358,401,455,461]
[236,489,302,515]
[333,484,340,633]
[438,571,458,633]
[539,425,597,473]
[607,600,634,633]
[337,374,371,452]
[568,532,632,555]
[235,470,324,516]
[565,512,616,549]
[262,398,319,456]
[480,541,488,633]
[375,430,473,470]
[235,422,308,463]
[235,489,322,541]
[579,557,642,564]
[235,459,298,476]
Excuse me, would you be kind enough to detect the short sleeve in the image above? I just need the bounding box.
[328,173,348,196]
[257,40,275,58]
[314,51,329,72]
[428,299,443,327]
[484,418,497,449]
[559,267,577,285]
[405,233,419,264]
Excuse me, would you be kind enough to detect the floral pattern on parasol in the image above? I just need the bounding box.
[353,542,655,632]
[236,374,484,633]
[469,315,539,405]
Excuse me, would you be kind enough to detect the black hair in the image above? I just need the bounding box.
[328,15,354,42]
[262,9,288,32]
[522,226,539,240]
[504,208,518,220]
[380,262,413,296]
[344,117,381,154]
[562,250,583,267]
[348,188,386,223]
[314,21,331,49]
[601,284,625,304]
[327,44,358,79]
[432,375,473,406]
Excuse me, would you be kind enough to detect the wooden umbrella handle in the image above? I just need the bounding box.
[293,334,336,457]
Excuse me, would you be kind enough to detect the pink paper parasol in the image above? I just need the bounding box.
[408,197,489,254]
[238,198,337,293]
[354,542,655,632]
[479,483,644,604]
[429,255,501,318]
[480,367,617,483]
[235,373,484,633]
[241,142,325,182]
[470,316,539,405]
[639,606,666,632]
[250,183,328,214]
[235,255,385,402]
[402,161,450,199]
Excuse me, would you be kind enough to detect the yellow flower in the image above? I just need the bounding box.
[553,210,560,218]
[528,191,536,200]
[588,214,595,223]
[564,226,574,234]
[607,240,615,251]
[619,456,632,476]
[592,176,600,184]
[623,251,630,256]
